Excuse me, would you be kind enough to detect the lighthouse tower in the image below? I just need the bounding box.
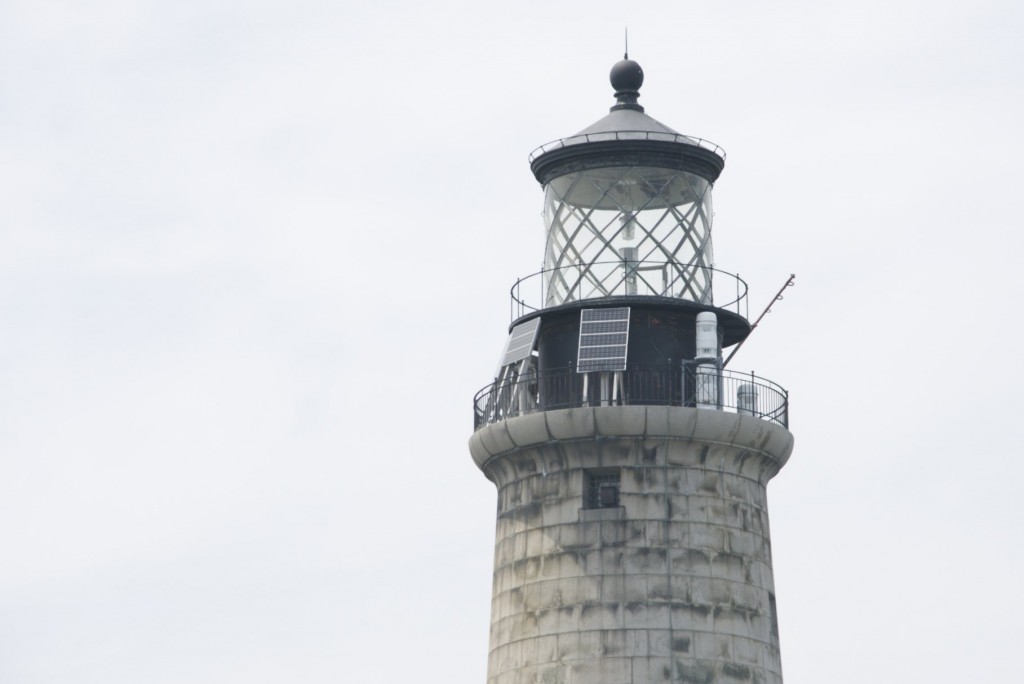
[469,58,794,684]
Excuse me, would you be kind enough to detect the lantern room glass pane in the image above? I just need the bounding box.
[542,166,715,307]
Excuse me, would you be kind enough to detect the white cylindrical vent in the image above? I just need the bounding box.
[695,312,718,362]
[738,383,758,416]
[696,363,720,410]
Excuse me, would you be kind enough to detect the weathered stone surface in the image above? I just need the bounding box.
[506,411,551,447]
[546,407,595,441]
[472,406,792,683]
[595,405,648,437]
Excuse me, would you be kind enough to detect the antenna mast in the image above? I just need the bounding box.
[722,274,796,368]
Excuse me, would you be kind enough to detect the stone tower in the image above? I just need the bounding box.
[469,57,794,684]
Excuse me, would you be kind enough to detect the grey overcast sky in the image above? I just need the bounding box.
[1,1,1021,682]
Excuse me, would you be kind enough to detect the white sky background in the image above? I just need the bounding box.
[0,1,1021,682]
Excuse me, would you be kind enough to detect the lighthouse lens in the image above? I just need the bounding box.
[542,166,714,308]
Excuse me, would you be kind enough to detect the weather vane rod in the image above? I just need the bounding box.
[624,27,629,59]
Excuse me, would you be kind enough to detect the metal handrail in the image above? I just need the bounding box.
[509,261,748,322]
[529,131,726,163]
[473,364,788,431]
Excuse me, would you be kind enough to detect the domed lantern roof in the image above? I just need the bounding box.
[529,57,726,185]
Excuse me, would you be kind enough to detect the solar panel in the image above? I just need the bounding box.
[500,317,541,368]
[577,307,630,373]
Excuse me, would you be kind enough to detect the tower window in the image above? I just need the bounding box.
[586,470,621,509]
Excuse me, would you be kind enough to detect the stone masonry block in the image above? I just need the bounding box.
[624,546,668,574]
[760,423,794,470]
[729,415,775,451]
[624,575,648,603]
[623,602,650,630]
[670,548,712,576]
[538,578,559,609]
[578,603,603,631]
[596,439,635,467]
[543,499,579,528]
[665,406,698,438]
[601,574,625,603]
[647,574,671,601]
[557,553,581,579]
[521,637,539,667]
[539,552,563,580]
[594,406,648,437]
[521,582,541,612]
[664,439,701,467]
[720,661,755,682]
[732,635,764,666]
[727,530,757,557]
[710,553,749,584]
[694,630,731,660]
[537,663,566,684]
[540,527,559,554]
[506,412,551,448]
[601,629,627,656]
[545,408,595,441]
[667,494,690,520]
[530,472,562,500]
[670,574,692,601]
[690,523,727,553]
[708,578,735,605]
[671,602,713,631]
[600,602,624,630]
[576,575,602,603]
[625,629,648,657]
[556,604,578,633]
[536,634,558,664]
[625,519,648,545]
[620,492,666,521]
[526,529,545,557]
[638,602,671,629]
[536,607,559,637]
[643,520,668,547]
[645,405,671,435]
[556,631,580,661]
[647,628,673,656]
[572,656,631,684]
[479,421,517,459]
[714,606,753,639]
[638,656,674,682]
[600,520,626,546]
[674,659,716,684]
[577,629,603,658]
[691,408,743,446]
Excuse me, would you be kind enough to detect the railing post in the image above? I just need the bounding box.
[738,371,758,417]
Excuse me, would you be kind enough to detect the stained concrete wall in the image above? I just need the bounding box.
[468,406,794,684]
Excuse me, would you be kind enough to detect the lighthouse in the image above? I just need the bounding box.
[469,57,794,684]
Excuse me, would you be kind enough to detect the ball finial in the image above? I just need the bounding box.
[609,58,644,112]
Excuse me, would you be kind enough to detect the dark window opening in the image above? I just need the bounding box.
[586,470,621,509]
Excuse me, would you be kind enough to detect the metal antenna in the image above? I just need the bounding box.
[624,27,629,59]
[722,274,796,368]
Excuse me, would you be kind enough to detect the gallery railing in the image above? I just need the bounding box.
[509,262,749,321]
[473,364,788,430]
[529,131,726,163]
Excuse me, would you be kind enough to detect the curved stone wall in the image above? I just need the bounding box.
[469,406,794,684]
